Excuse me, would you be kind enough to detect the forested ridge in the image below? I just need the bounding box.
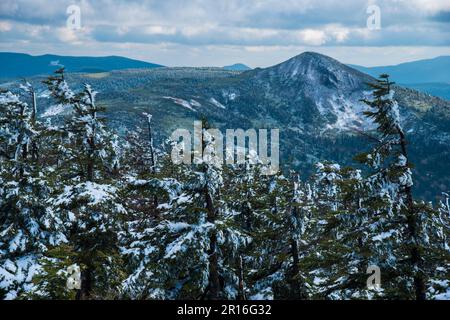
[0,70,448,300]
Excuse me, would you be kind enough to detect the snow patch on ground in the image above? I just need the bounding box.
[209,98,226,109]
[319,94,374,131]
[163,96,197,112]
[222,90,238,102]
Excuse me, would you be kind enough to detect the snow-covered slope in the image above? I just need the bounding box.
[250,52,377,131]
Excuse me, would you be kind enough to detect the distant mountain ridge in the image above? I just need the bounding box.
[223,63,252,71]
[350,56,450,84]
[350,56,450,100]
[0,52,163,78]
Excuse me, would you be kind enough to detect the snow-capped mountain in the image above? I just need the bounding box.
[249,52,376,131]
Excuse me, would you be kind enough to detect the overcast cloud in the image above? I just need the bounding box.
[0,0,449,67]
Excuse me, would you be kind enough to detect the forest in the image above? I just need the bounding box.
[0,70,449,300]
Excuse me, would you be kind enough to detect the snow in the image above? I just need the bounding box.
[313,276,327,285]
[57,81,75,101]
[189,99,202,107]
[322,94,373,131]
[0,91,21,105]
[249,288,274,300]
[9,231,26,253]
[163,223,213,259]
[434,286,450,300]
[54,182,125,214]
[397,155,407,167]
[166,222,190,233]
[163,96,197,111]
[0,255,41,300]
[399,169,413,187]
[222,91,238,101]
[164,229,196,259]
[42,103,70,117]
[142,112,152,123]
[372,230,395,241]
[209,98,226,109]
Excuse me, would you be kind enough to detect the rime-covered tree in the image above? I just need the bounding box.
[357,74,426,299]
[36,69,125,299]
[0,83,63,299]
[304,162,377,299]
[425,194,450,299]
[224,159,312,300]
[223,159,275,299]
[122,122,248,299]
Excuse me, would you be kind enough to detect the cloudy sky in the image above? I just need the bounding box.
[0,0,449,67]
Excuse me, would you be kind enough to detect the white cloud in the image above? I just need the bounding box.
[143,25,177,35]
[408,0,450,13]
[56,26,91,45]
[0,21,12,32]
[296,29,327,46]
[0,0,448,66]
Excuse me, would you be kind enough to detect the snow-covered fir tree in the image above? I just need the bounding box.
[32,69,125,299]
[223,158,276,299]
[357,75,427,299]
[305,162,377,299]
[122,121,249,299]
[0,83,62,299]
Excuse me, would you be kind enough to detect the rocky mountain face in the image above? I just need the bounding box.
[3,52,449,200]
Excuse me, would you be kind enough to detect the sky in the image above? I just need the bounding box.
[0,0,449,67]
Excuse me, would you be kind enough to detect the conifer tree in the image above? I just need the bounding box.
[0,83,61,299]
[226,160,311,300]
[223,159,274,299]
[306,162,375,299]
[425,194,450,299]
[36,69,125,299]
[358,74,426,299]
[123,121,248,299]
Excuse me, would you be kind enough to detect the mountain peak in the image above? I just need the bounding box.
[223,63,252,71]
[272,51,356,76]
[291,51,336,61]
[254,52,372,91]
